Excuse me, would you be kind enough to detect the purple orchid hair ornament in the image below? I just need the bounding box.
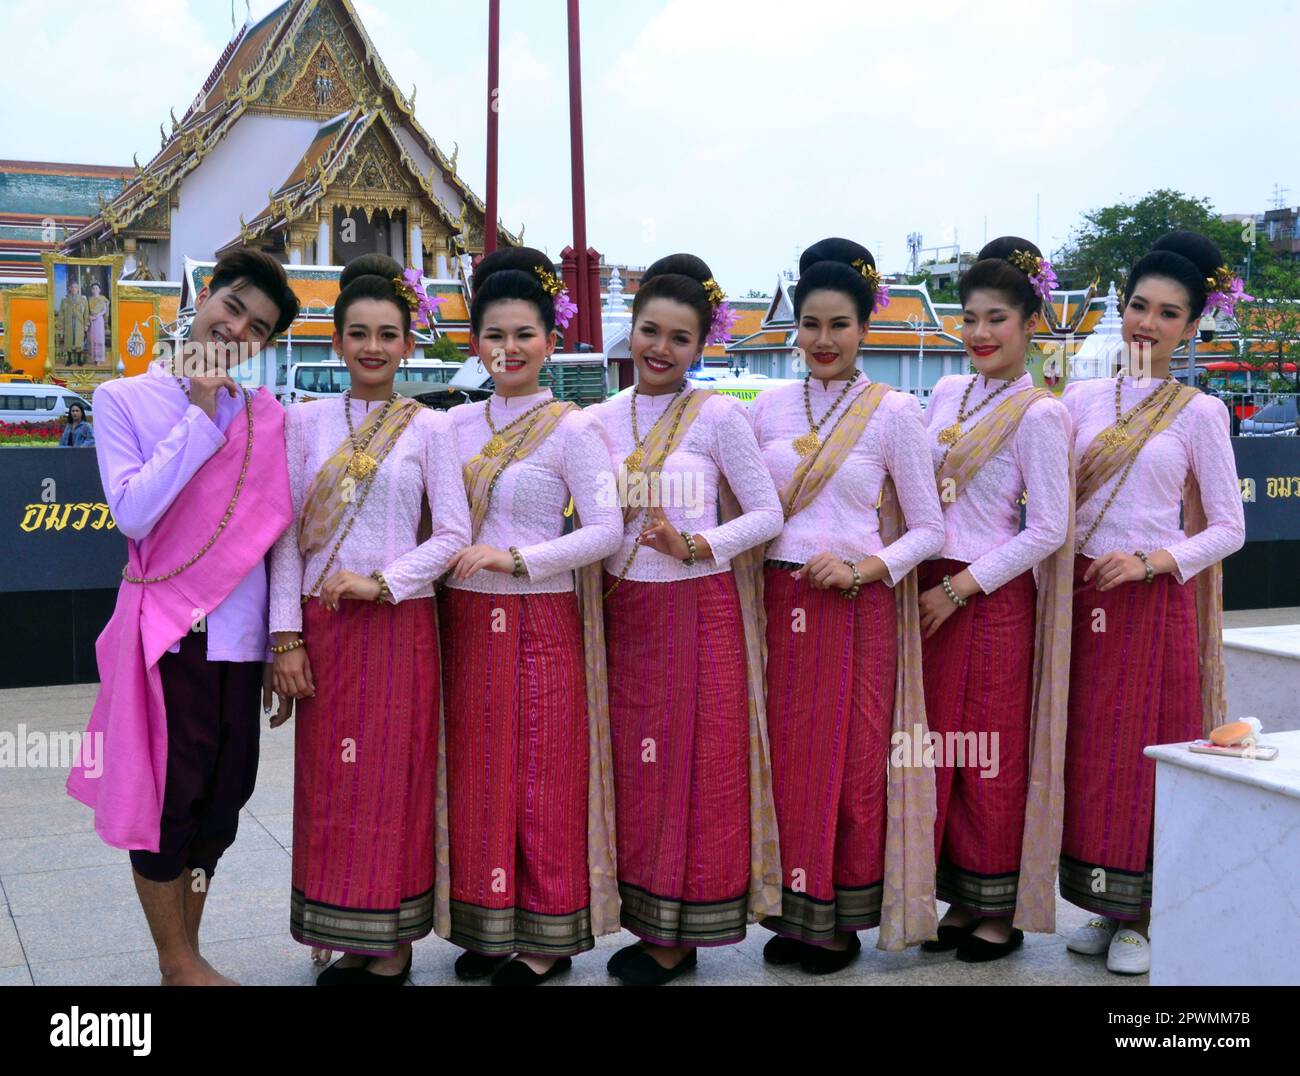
[1008,250,1059,303]
[701,278,740,345]
[532,265,578,331]
[396,267,445,330]
[1204,266,1253,320]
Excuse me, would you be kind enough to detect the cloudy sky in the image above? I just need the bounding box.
[5,0,1298,293]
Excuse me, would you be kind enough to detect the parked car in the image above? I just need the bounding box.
[1238,398,1299,436]
[0,383,92,424]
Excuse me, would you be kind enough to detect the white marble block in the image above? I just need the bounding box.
[1146,731,1300,985]
[1222,625,1300,733]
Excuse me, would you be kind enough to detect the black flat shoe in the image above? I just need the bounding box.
[356,951,413,987]
[454,950,511,981]
[315,957,371,986]
[921,918,983,952]
[763,935,811,965]
[491,956,572,987]
[613,948,698,986]
[606,942,645,976]
[798,933,861,976]
[955,928,1024,963]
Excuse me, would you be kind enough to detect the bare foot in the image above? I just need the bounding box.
[645,943,691,970]
[517,954,557,975]
[366,944,411,978]
[971,918,1013,944]
[311,947,334,967]
[938,906,978,930]
[160,955,239,986]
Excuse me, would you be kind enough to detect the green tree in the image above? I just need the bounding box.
[1055,189,1272,291]
[424,333,464,362]
[1232,262,1300,392]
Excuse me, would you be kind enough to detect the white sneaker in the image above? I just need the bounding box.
[1106,928,1151,974]
[1066,916,1118,955]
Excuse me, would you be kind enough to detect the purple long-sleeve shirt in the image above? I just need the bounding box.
[93,361,276,662]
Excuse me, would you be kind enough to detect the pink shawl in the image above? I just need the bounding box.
[66,388,292,850]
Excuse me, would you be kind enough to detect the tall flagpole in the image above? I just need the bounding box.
[567,0,593,348]
[484,0,501,255]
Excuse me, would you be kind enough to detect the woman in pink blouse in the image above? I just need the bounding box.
[269,254,472,986]
[917,237,1073,963]
[1060,231,1246,975]
[439,247,624,987]
[751,238,945,973]
[590,253,784,986]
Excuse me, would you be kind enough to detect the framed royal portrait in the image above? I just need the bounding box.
[43,253,124,377]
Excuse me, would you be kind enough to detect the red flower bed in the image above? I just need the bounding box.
[0,419,66,445]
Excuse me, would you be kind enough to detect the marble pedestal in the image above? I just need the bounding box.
[1222,624,1300,732]
[1145,730,1300,985]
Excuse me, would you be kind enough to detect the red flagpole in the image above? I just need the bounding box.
[567,0,591,347]
[484,0,501,255]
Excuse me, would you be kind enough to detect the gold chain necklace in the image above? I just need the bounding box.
[123,387,253,584]
[605,389,694,600]
[482,394,553,458]
[344,390,399,479]
[936,374,1018,447]
[794,371,861,457]
[1100,374,1176,450]
[626,382,686,472]
[1076,378,1183,553]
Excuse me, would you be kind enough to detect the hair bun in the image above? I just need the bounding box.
[642,253,714,288]
[474,246,555,290]
[976,235,1041,269]
[339,252,403,291]
[1151,230,1223,279]
[799,237,875,276]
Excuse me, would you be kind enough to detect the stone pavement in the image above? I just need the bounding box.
[0,681,1145,988]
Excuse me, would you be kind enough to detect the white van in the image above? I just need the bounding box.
[0,382,93,424]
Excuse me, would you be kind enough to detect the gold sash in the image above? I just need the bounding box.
[936,387,1075,932]
[1076,384,1224,733]
[298,397,423,556]
[763,380,938,949]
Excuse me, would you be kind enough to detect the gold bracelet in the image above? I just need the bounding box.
[681,531,698,566]
[270,638,304,655]
[370,570,393,604]
[942,574,968,608]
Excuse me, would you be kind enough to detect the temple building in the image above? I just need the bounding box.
[59,0,511,282]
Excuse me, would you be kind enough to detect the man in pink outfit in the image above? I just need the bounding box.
[68,249,299,986]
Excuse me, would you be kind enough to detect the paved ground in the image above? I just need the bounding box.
[0,679,1155,988]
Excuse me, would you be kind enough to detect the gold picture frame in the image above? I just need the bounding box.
[43,252,124,381]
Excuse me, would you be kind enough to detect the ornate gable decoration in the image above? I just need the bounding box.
[261,2,369,118]
[277,41,355,115]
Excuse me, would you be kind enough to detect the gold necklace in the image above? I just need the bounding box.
[604,389,694,600]
[936,374,1018,446]
[482,394,553,458]
[794,371,861,457]
[344,389,399,479]
[1100,374,1176,450]
[626,382,686,472]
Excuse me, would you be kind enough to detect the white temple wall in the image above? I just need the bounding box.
[168,114,321,280]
